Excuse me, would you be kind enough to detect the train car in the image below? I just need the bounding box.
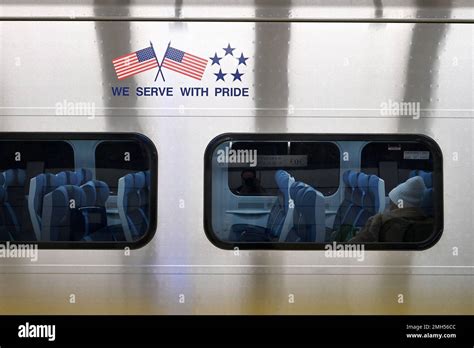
[0,0,472,324]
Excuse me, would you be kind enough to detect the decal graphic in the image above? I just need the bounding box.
[210,43,249,82]
[111,41,250,98]
[112,45,159,80]
[159,44,208,81]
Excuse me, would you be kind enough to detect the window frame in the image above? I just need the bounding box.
[0,132,158,250]
[204,133,443,251]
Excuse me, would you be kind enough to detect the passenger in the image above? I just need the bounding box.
[349,176,427,243]
[235,169,266,195]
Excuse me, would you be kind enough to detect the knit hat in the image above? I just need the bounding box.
[389,176,426,208]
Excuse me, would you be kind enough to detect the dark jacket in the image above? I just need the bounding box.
[349,207,428,243]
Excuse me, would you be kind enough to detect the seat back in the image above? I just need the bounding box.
[0,175,20,240]
[28,173,66,239]
[41,185,87,241]
[272,170,295,239]
[0,185,10,240]
[292,185,325,242]
[2,169,27,230]
[80,180,110,236]
[281,181,306,242]
[368,174,385,214]
[338,171,364,228]
[333,170,354,231]
[117,172,149,241]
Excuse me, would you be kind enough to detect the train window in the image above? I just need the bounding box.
[0,133,157,249]
[204,134,443,250]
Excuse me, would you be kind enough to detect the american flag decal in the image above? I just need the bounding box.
[112,46,159,80]
[161,46,208,80]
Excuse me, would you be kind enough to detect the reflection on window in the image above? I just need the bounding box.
[228,141,340,196]
[205,135,442,250]
[0,135,156,247]
[95,141,150,194]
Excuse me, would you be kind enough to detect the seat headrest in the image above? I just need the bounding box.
[0,173,5,187]
[121,172,146,196]
[58,171,81,185]
[4,169,26,186]
[275,170,295,213]
[133,172,146,189]
[82,180,110,206]
[40,173,64,192]
[364,175,376,209]
[275,170,292,194]
[348,171,359,189]
[356,173,369,207]
[357,173,369,194]
[342,170,351,186]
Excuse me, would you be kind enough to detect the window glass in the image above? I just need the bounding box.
[205,134,442,250]
[361,142,433,192]
[0,140,75,184]
[227,141,340,196]
[0,134,156,248]
[95,141,150,194]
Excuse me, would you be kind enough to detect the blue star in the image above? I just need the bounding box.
[231,69,244,82]
[209,53,222,66]
[223,43,235,56]
[237,53,249,66]
[215,69,226,81]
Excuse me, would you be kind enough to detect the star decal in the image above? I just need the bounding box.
[237,53,249,66]
[209,53,222,66]
[223,43,235,56]
[214,69,227,81]
[231,69,244,82]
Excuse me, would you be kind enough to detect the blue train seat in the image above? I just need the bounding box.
[117,172,149,241]
[76,168,93,185]
[292,184,325,242]
[2,169,27,229]
[28,173,66,239]
[41,185,88,241]
[230,170,294,242]
[0,175,20,240]
[332,170,353,231]
[80,180,110,237]
[409,170,433,216]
